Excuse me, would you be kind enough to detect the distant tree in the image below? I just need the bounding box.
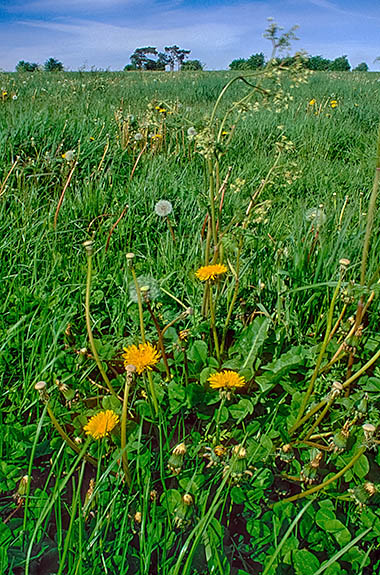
[353,62,368,72]
[16,60,39,72]
[329,55,350,71]
[44,58,64,72]
[246,52,265,69]
[229,58,248,70]
[306,55,331,71]
[124,63,137,71]
[263,17,299,60]
[164,45,191,71]
[181,59,203,71]
[130,47,158,70]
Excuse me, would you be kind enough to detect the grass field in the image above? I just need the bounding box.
[0,68,379,575]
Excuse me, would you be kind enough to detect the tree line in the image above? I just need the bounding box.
[229,53,368,72]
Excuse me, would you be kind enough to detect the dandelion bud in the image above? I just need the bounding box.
[168,443,187,474]
[134,511,142,523]
[17,475,30,497]
[362,423,377,448]
[331,425,350,453]
[125,253,135,267]
[232,445,247,459]
[350,482,378,507]
[339,258,350,268]
[140,285,150,301]
[183,493,193,506]
[150,489,158,501]
[83,240,94,254]
[330,381,343,399]
[355,393,368,418]
[35,381,49,402]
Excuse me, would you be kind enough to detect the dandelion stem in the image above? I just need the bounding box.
[279,446,366,504]
[121,370,133,487]
[291,271,342,432]
[360,128,380,287]
[208,282,220,363]
[145,299,171,380]
[85,246,117,399]
[130,265,146,344]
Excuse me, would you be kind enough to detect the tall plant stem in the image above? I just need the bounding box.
[208,282,220,363]
[46,403,98,467]
[146,299,171,380]
[130,265,146,344]
[360,130,380,287]
[220,241,242,357]
[121,369,133,487]
[207,158,218,251]
[291,274,342,433]
[279,446,366,504]
[290,347,380,436]
[84,245,117,399]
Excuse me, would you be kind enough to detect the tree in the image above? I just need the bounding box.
[329,55,350,71]
[263,17,299,60]
[181,59,203,71]
[353,62,368,72]
[128,47,167,70]
[164,45,191,71]
[246,52,265,69]
[229,58,248,70]
[44,58,64,72]
[306,55,331,71]
[16,60,39,72]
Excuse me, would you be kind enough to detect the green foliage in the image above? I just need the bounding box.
[44,57,64,72]
[15,60,39,72]
[353,62,369,72]
[306,55,332,70]
[0,64,379,575]
[330,55,351,71]
[181,59,203,71]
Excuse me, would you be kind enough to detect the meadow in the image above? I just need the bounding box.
[0,67,379,575]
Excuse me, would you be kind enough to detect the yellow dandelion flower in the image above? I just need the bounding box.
[308,99,316,106]
[208,370,246,390]
[158,108,167,113]
[330,100,338,108]
[195,264,227,281]
[84,410,119,440]
[122,342,160,374]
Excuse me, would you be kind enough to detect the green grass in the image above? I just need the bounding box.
[0,68,379,575]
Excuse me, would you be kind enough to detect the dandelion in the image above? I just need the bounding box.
[122,342,160,374]
[154,199,173,217]
[134,133,143,141]
[195,264,227,281]
[208,370,246,390]
[12,94,18,101]
[129,275,160,303]
[84,410,119,440]
[330,99,338,108]
[308,98,316,106]
[187,126,197,137]
[62,150,75,161]
[305,206,326,226]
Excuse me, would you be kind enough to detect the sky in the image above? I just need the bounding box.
[1,0,380,71]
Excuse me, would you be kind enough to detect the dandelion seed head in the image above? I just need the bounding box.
[187,126,197,137]
[129,275,160,303]
[154,199,173,217]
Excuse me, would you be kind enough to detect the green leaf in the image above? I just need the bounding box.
[228,398,254,423]
[256,346,307,393]
[168,381,186,415]
[293,549,320,575]
[188,340,208,367]
[353,454,369,479]
[230,316,270,369]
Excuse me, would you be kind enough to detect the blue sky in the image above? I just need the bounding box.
[1,0,379,71]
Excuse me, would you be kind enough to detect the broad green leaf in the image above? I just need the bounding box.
[293,549,320,575]
[353,454,369,478]
[230,316,270,369]
[188,340,208,367]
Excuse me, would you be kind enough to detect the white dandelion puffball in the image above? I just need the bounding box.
[62,150,75,162]
[134,132,143,141]
[154,199,173,217]
[187,126,197,137]
[305,207,326,226]
[129,275,160,303]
